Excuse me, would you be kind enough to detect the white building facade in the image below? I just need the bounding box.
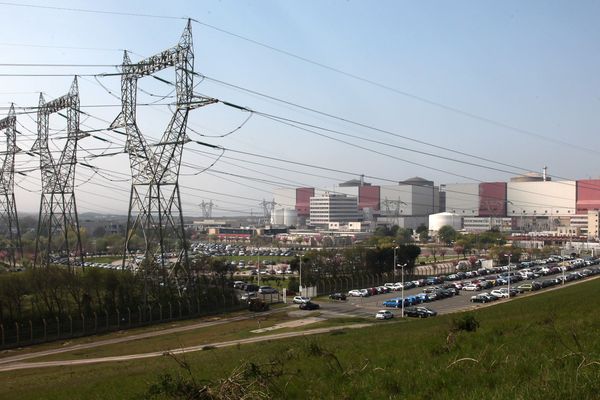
[309,193,360,228]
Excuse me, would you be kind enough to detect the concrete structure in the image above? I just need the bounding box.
[463,217,512,232]
[576,180,600,214]
[309,193,360,228]
[507,181,576,216]
[444,183,479,215]
[429,212,461,232]
[588,211,600,240]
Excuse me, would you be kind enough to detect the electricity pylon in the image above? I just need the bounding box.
[260,199,276,225]
[111,20,216,278]
[0,104,23,268]
[32,78,86,269]
[200,200,215,218]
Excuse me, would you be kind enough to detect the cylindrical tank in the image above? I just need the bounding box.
[271,208,284,225]
[429,212,461,231]
[283,209,298,226]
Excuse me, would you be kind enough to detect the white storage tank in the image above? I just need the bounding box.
[271,208,285,225]
[283,209,298,227]
[429,212,461,232]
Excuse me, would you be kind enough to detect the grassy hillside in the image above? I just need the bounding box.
[2,278,599,399]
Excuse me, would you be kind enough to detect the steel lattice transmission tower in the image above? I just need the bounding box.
[111,20,215,275]
[200,200,215,218]
[260,199,276,225]
[0,104,23,268]
[32,78,86,269]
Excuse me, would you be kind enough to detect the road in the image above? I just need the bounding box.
[0,271,596,372]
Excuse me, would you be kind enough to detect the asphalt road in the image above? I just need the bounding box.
[319,270,600,318]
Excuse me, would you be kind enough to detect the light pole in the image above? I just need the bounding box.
[504,253,512,298]
[400,263,407,317]
[393,246,398,283]
[299,254,303,295]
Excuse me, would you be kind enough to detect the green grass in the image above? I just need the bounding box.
[2,278,600,399]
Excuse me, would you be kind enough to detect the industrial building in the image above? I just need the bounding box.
[271,173,600,240]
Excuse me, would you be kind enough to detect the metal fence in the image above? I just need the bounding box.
[0,292,282,350]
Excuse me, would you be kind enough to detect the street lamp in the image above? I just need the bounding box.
[299,254,303,296]
[400,263,407,318]
[393,246,398,283]
[504,253,512,298]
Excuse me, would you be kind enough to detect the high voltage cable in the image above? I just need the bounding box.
[0,2,593,157]
[0,2,187,20]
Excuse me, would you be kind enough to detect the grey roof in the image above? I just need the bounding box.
[399,176,434,186]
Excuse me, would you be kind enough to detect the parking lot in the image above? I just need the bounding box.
[305,257,600,320]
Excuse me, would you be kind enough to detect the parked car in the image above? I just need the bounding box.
[293,296,311,304]
[233,281,246,289]
[463,284,481,291]
[375,310,394,320]
[383,298,403,308]
[516,283,534,293]
[348,290,362,297]
[240,292,257,301]
[258,286,278,294]
[490,289,509,298]
[404,306,437,318]
[299,301,320,310]
[329,292,347,301]
[415,293,431,303]
[470,293,495,303]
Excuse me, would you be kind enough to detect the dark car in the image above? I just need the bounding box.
[471,293,494,303]
[299,301,320,310]
[329,292,347,301]
[404,306,437,318]
[541,279,558,288]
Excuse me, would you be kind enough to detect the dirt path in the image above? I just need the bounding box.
[0,308,290,366]
[0,323,372,372]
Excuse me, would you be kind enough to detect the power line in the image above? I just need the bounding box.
[0,2,187,20]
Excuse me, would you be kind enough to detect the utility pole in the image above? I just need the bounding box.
[0,104,23,268]
[32,78,86,270]
[111,20,216,282]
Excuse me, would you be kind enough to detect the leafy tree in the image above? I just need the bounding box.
[438,225,457,245]
[396,227,413,244]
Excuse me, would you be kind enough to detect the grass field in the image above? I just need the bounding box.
[2,278,599,399]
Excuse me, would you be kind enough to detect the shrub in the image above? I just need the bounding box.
[452,314,480,332]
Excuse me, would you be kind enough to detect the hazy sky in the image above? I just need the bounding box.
[0,0,599,216]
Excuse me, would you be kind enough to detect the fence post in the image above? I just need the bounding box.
[148,305,153,323]
[93,312,98,332]
[81,313,85,334]
[169,302,173,320]
[68,315,73,336]
[42,318,47,342]
[29,320,33,341]
[196,297,200,314]
[186,299,191,316]
[127,307,131,326]
[15,322,19,346]
[105,309,109,330]
[178,301,182,319]
[137,306,142,324]
[116,310,120,329]
[159,304,163,321]
[56,316,60,338]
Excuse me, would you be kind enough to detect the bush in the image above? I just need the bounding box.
[452,314,480,332]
